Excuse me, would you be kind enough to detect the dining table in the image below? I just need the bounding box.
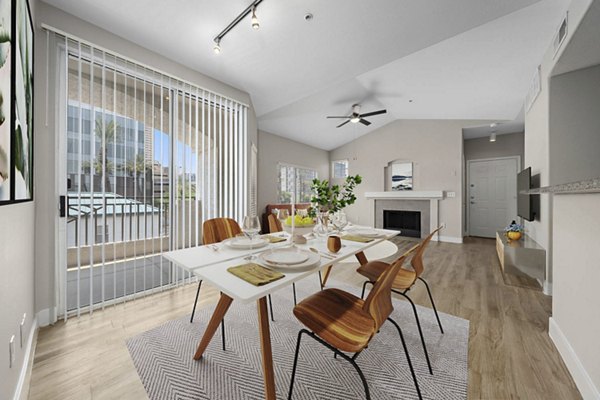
[162,225,400,400]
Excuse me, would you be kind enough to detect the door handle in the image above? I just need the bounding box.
[59,195,67,217]
[470,201,475,204]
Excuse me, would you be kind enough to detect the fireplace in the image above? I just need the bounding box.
[383,210,421,238]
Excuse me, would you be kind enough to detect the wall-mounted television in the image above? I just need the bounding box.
[517,167,535,221]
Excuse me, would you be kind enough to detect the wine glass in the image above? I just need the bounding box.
[278,209,290,223]
[242,215,261,245]
[331,211,348,233]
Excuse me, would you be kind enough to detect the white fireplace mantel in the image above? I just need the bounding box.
[365,191,444,241]
[365,191,444,200]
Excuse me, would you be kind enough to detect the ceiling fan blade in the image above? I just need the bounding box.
[327,116,351,119]
[359,119,371,126]
[360,109,387,118]
[336,120,351,128]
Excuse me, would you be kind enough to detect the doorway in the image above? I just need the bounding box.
[467,157,519,238]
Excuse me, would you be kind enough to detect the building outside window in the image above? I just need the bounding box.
[332,159,348,179]
[277,164,317,203]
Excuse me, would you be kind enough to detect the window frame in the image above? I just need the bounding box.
[276,162,318,204]
[331,159,349,179]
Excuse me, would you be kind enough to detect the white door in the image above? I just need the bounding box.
[468,158,518,238]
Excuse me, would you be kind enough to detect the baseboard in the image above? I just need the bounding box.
[13,316,38,400]
[549,317,600,400]
[437,235,463,244]
[37,307,56,327]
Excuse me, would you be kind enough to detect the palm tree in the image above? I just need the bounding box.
[94,118,120,192]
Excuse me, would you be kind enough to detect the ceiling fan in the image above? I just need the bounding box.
[327,104,387,128]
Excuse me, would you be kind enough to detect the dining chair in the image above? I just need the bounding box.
[288,254,422,400]
[266,213,324,306]
[356,226,444,375]
[267,213,283,233]
[190,218,275,348]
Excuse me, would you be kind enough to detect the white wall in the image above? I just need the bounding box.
[257,130,329,215]
[550,193,600,399]
[524,0,593,289]
[0,0,37,397]
[329,119,469,242]
[33,2,258,321]
[549,64,600,185]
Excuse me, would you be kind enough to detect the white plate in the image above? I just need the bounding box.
[259,248,320,271]
[349,229,382,238]
[223,237,269,250]
[261,247,309,265]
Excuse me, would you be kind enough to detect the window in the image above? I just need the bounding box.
[332,159,348,179]
[277,164,318,204]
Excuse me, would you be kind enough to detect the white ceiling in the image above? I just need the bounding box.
[43,0,569,149]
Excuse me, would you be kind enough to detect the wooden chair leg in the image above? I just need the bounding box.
[193,293,233,360]
[355,251,368,266]
[387,318,423,400]
[418,277,444,334]
[321,265,333,288]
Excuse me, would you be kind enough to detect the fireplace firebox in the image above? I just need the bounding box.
[383,210,421,238]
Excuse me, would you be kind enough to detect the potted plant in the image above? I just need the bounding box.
[504,221,524,241]
[310,175,362,234]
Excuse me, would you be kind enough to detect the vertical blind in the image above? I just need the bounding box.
[44,27,250,319]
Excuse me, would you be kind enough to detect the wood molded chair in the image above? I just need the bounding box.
[288,255,422,400]
[267,213,283,233]
[356,226,444,375]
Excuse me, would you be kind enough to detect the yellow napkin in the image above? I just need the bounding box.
[227,263,285,286]
[262,235,287,243]
[341,234,374,243]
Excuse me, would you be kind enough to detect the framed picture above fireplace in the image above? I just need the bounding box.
[389,161,413,191]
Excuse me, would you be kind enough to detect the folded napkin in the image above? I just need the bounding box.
[262,235,287,243]
[341,234,375,243]
[227,263,285,286]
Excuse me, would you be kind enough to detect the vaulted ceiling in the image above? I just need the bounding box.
[43,0,569,149]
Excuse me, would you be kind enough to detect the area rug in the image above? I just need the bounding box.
[127,278,469,400]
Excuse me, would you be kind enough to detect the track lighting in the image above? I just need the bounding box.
[251,6,260,30]
[212,0,264,54]
[490,132,497,142]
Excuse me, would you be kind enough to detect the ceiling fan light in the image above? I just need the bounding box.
[350,116,360,123]
[213,39,221,54]
[251,7,260,30]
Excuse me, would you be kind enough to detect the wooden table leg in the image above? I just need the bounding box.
[320,265,333,288]
[193,293,233,360]
[257,296,277,400]
[355,251,369,266]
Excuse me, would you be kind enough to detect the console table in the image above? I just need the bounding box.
[496,231,546,289]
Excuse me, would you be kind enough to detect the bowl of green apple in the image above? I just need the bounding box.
[283,215,316,235]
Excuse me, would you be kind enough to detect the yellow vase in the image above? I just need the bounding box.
[507,231,522,241]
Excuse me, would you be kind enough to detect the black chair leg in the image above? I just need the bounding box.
[418,277,444,334]
[318,271,324,290]
[360,280,373,300]
[288,329,371,400]
[292,283,297,306]
[268,294,275,322]
[395,290,433,375]
[288,330,306,400]
[190,280,203,323]
[387,318,423,400]
[221,319,226,351]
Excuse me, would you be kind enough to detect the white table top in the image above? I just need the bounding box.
[163,226,399,304]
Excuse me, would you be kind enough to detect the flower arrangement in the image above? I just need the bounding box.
[504,220,524,241]
[504,221,524,233]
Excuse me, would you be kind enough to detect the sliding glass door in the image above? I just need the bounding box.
[57,35,249,317]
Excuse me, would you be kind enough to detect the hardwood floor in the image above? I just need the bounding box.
[27,237,581,400]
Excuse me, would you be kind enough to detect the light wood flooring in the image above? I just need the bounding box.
[27,237,581,400]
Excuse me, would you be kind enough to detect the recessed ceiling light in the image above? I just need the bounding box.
[490,132,497,142]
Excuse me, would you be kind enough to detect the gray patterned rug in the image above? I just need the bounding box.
[127,278,469,400]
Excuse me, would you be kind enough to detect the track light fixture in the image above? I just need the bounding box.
[212,0,264,54]
[251,6,260,30]
[490,131,497,142]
